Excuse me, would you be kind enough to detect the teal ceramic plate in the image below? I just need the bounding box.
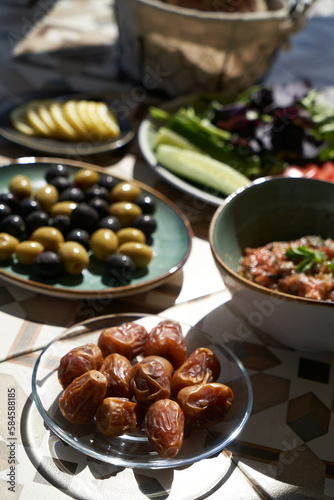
[138,94,225,206]
[0,157,192,299]
[0,92,134,155]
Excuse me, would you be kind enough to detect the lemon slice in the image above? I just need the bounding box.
[10,104,38,136]
[76,100,95,129]
[26,100,54,137]
[9,97,120,142]
[76,100,102,141]
[62,100,88,139]
[37,99,59,137]
[49,102,79,141]
[86,101,111,140]
[95,102,120,138]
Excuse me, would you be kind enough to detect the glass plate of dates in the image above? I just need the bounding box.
[32,313,253,469]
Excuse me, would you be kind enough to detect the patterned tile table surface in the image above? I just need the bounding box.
[1,285,334,500]
[0,0,334,499]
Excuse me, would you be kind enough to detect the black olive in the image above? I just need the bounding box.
[85,185,110,202]
[105,253,135,283]
[59,187,85,203]
[88,197,109,218]
[134,195,156,215]
[97,215,122,232]
[25,211,50,234]
[45,164,69,182]
[19,198,41,217]
[66,228,90,250]
[32,251,63,276]
[51,214,71,236]
[70,203,99,232]
[133,215,157,238]
[98,174,118,191]
[0,192,20,213]
[49,176,73,193]
[0,203,12,223]
[1,214,25,238]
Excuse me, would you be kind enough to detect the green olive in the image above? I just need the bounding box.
[117,241,153,268]
[111,182,142,202]
[34,184,59,212]
[116,227,146,246]
[73,169,100,190]
[50,201,78,218]
[30,226,64,251]
[90,228,119,260]
[9,175,32,200]
[109,202,142,227]
[15,240,44,265]
[0,233,19,260]
[58,241,89,274]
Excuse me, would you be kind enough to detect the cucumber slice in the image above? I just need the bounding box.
[154,127,200,151]
[155,145,249,196]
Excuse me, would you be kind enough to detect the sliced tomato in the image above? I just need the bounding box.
[283,162,334,182]
[283,164,320,178]
[302,164,321,178]
[314,161,334,181]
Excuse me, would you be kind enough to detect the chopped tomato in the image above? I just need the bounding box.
[314,161,334,180]
[283,162,334,182]
[303,164,321,178]
[284,164,320,178]
[283,166,304,178]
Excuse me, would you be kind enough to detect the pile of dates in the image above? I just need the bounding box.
[0,164,157,282]
[58,319,234,459]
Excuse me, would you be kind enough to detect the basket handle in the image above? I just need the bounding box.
[289,0,314,19]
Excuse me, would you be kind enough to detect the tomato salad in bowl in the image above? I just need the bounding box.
[209,176,334,353]
[238,235,334,302]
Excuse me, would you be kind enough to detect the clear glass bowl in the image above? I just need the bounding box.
[32,313,253,469]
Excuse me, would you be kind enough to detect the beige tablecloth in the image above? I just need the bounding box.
[0,1,334,499]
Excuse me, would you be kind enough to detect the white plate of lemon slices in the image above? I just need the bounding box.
[0,93,134,155]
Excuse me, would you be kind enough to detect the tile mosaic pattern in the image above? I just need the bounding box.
[189,297,334,498]
[287,392,331,441]
[225,337,334,494]
[1,296,334,499]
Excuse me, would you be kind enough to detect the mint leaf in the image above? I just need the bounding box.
[285,246,326,272]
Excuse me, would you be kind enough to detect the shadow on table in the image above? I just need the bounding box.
[0,281,81,327]
[193,298,332,494]
[21,392,235,499]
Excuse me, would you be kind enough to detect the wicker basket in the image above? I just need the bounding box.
[114,0,313,97]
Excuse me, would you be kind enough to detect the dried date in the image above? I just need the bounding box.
[143,320,187,369]
[58,343,103,388]
[96,397,144,437]
[145,399,185,458]
[177,382,234,429]
[171,347,220,395]
[100,352,132,398]
[130,355,173,405]
[59,369,107,424]
[98,322,148,360]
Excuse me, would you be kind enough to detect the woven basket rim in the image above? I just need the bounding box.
[129,0,297,21]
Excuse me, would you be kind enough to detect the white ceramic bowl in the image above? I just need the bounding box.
[209,176,334,352]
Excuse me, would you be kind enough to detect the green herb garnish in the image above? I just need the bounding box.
[285,246,326,273]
